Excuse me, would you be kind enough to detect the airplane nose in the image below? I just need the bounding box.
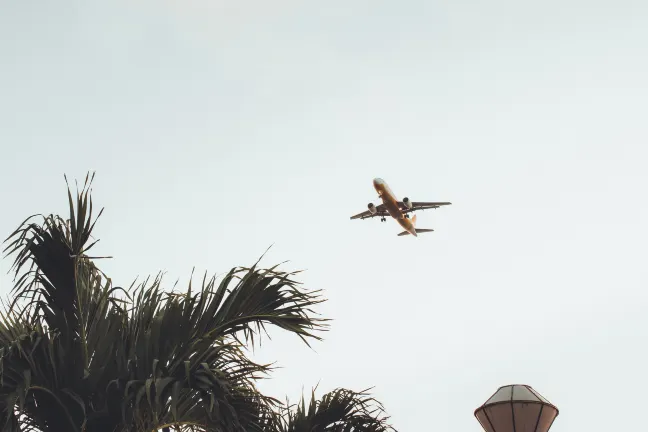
[373,178,383,186]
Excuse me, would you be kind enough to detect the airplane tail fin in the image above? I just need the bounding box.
[397,228,435,236]
[411,214,417,226]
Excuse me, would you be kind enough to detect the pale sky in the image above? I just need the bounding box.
[1,0,648,430]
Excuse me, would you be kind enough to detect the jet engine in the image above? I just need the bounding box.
[402,197,413,209]
[367,203,377,214]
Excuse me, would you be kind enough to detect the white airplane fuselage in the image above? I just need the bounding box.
[373,178,418,236]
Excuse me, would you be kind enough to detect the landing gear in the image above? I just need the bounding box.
[380,217,386,222]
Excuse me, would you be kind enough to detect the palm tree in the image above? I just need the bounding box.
[0,174,396,432]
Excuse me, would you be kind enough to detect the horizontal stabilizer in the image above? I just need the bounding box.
[397,228,435,236]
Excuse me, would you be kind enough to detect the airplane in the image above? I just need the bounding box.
[350,178,451,237]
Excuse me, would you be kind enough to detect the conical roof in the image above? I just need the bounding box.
[474,384,559,432]
[482,384,554,405]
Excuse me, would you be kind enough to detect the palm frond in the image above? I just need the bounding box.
[0,323,86,432]
[2,172,108,339]
[276,388,397,432]
[105,261,328,432]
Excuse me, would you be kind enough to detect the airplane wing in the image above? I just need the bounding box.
[350,204,387,220]
[399,201,452,213]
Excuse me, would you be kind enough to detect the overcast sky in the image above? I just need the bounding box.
[1,0,648,430]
